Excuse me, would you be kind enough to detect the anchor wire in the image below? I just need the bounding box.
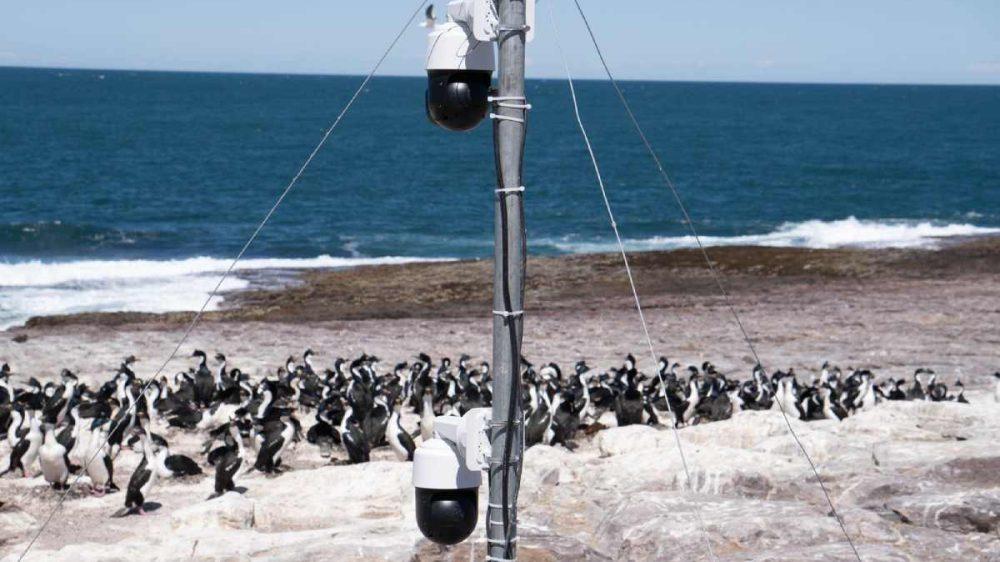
[15,1,429,559]
[547,3,718,561]
[569,1,862,559]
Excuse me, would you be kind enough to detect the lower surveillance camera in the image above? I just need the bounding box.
[414,486,479,545]
[413,411,490,545]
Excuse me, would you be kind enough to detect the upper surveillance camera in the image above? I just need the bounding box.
[413,409,492,545]
[424,3,495,131]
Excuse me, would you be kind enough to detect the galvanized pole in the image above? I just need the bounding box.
[487,0,527,560]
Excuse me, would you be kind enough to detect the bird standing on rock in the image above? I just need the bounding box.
[339,402,370,464]
[210,421,246,499]
[192,350,215,408]
[116,432,169,517]
[85,419,117,495]
[2,413,42,478]
[39,423,70,489]
[386,394,416,461]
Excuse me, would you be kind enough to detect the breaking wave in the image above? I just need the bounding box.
[543,217,1000,253]
[0,255,445,329]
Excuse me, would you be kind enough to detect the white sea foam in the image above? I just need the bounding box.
[546,217,1000,254]
[0,255,445,330]
[1,218,996,330]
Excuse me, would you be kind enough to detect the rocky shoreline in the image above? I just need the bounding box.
[15,236,1000,330]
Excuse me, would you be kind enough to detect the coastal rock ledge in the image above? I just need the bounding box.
[3,394,999,561]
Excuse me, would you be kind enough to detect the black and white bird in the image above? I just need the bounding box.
[5,406,26,451]
[613,370,644,427]
[252,414,297,474]
[524,382,551,447]
[210,421,246,499]
[419,390,436,443]
[953,380,968,404]
[420,4,435,28]
[386,395,416,461]
[886,379,907,401]
[338,403,370,464]
[819,385,848,421]
[906,369,929,401]
[116,433,168,516]
[192,350,215,408]
[2,414,42,478]
[38,423,70,489]
[84,419,117,495]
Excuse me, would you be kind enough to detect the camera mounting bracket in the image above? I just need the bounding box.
[471,0,535,43]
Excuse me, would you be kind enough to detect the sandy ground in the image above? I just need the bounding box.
[1,243,999,560]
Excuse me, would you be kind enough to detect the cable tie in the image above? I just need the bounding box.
[494,102,532,110]
[495,186,525,195]
[488,95,526,102]
[492,310,524,318]
[489,419,521,427]
[486,537,518,544]
[498,24,531,34]
[490,113,525,124]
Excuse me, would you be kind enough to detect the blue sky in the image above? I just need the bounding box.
[1,0,998,84]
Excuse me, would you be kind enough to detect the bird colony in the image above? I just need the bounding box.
[1,351,997,519]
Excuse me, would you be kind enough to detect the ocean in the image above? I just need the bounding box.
[1,66,998,328]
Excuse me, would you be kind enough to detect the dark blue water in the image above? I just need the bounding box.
[0,66,998,326]
[2,66,998,260]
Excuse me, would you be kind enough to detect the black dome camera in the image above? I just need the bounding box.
[424,8,495,132]
[415,487,479,545]
[426,70,492,132]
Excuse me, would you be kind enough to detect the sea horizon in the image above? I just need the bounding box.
[4,64,1000,88]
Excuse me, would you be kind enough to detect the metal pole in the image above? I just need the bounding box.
[488,0,527,560]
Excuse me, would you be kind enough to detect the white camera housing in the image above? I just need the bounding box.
[426,22,494,74]
[413,414,486,490]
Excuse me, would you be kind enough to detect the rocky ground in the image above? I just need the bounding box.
[1,241,999,560]
[2,397,998,561]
